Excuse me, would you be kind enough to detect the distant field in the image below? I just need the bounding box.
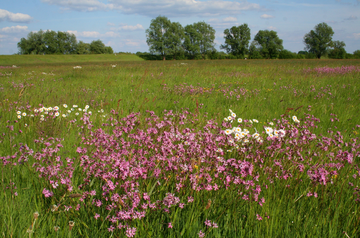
[0,53,144,66]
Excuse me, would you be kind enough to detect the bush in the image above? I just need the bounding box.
[279,50,297,59]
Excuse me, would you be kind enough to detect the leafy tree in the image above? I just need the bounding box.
[146,16,173,60]
[105,46,114,54]
[248,42,262,59]
[166,22,185,59]
[278,49,297,59]
[77,41,90,54]
[183,22,215,59]
[328,40,346,59]
[90,40,106,54]
[353,50,360,59]
[252,30,283,59]
[304,22,334,59]
[220,24,251,59]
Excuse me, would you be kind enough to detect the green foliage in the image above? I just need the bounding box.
[183,22,216,59]
[17,30,77,55]
[248,42,262,59]
[328,40,346,59]
[279,49,297,59]
[76,41,90,54]
[353,50,360,59]
[304,22,334,59]
[220,24,251,59]
[90,40,106,54]
[252,30,283,59]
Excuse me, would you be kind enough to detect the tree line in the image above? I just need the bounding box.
[142,16,360,60]
[17,30,113,55]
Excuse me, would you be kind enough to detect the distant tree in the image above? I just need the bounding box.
[56,31,77,54]
[278,49,297,59]
[17,30,46,54]
[166,22,185,59]
[252,30,283,59]
[353,50,360,59]
[328,40,346,59]
[105,46,114,54]
[248,42,262,59]
[90,40,106,54]
[304,22,334,59]
[183,22,215,59]
[220,24,251,59]
[77,41,90,54]
[146,16,173,60]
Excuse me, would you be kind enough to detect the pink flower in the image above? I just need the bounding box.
[198,230,205,238]
[168,223,173,229]
[42,188,53,197]
[94,213,100,220]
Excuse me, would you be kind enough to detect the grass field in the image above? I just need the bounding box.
[0,54,143,66]
[0,58,360,237]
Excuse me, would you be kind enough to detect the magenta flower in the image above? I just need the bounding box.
[42,188,53,197]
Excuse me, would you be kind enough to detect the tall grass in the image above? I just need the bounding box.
[0,58,360,237]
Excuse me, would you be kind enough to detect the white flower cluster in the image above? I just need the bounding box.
[73,66,82,69]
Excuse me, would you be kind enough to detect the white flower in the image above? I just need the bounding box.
[265,127,273,135]
[17,115,21,119]
[243,129,249,134]
[73,105,78,108]
[40,115,44,118]
[231,112,236,118]
[53,106,59,111]
[34,109,39,113]
[243,139,249,143]
[85,105,89,109]
[227,116,233,121]
[229,109,233,113]
[253,119,259,123]
[67,110,71,113]
[40,117,44,121]
[278,129,286,137]
[75,112,79,116]
[224,117,229,122]
[24,124,28,127]
[71,108,74,111]
[30,114,34,117]
[249,120,253,124]
[55,112,60,117]
[83,109,87,112]
[224,129,233,135]
[234,127,241,133]
[48,107,53,111]
[63,104,68,108]
[88,111,92,115]
[22,112,27,116]
[252,132,260,138]
[39,108,44,112]
[269,122,274,126]
[44,111,48,115]
[292,116,299,123]
[78,108,82,111]
[256,137,263,143]
[17,111,21,115]
[62,114,67,118]
[237,118,243,123]
[100,109,104,113]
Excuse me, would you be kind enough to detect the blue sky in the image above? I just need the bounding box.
[0,0,359,55]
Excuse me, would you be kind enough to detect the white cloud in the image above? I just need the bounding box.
[0,9,32,23]
[118,24,144,31]
[0,25,28,33]
[41,0,114,12]
[344,15,357,20]
[267,26,277,30]
[42,0,264,17]
[67,30,101,38]
[104,31,120,37]
[353,33,360,39]
[107,22,115,26]
[261,14,274,19]
[223,17,237,22]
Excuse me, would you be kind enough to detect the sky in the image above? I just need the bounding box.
[0,0,359,55]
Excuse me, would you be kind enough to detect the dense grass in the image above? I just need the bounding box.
[0,58,360,237]
[0,53,143,66]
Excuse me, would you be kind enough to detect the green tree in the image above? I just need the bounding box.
[183,22,215,59]
[105,46,114,54]
[90,40,106,54]
[220,24,251,59]
[304,22,334,59]
[77,41,90,54]
[252,30,283,59]
[166,22,185,59]
[353,50,360,59]
[278,49,297,59]
[248,42,262,59]
[328,40,346,59]
[146,16,173,60]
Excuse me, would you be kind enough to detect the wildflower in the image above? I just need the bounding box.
[292,115,298,122]
[125,227,137,237]
[83,109,87,112]
[224,129,233,135]
[249,120,253,124]
[253,119,259,123]
[243,129,249,134]
[252,132,260,138]
[224,117,229,122]
[33,211,39,220]
[234,127,241,133]
[85,105,90,109]
[94,213,100,220]
[40,117,44,121]
[256,214,263,220]
[265,127,273,135]
[73,105,78,108]
[34,109,39,113]
[168,223,173,228]
[78,108,82,111]
[55,112,60,117]
[54,226,60,232]
[22,112,27,116]
[67,110,71,113]
[231,112,236,118]
[63,104,68,108]
[62,114,66,117]
[269,122,274,126]
[51,204,59,212]
[53,106,59,110]
[198,230,205,238]
[17,111,21,115]
[237,118,243,123]
[75,113,79,116]
[24,123,28,127]
[17,115,21,119]
[68,221,75,231]
[227,116,233,121]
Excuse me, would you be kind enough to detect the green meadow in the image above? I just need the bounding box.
[0,57,360,237]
